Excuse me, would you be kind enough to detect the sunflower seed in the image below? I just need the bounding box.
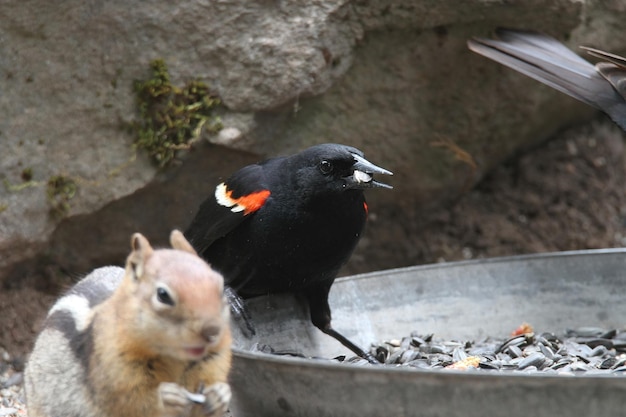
[327,327,626,376]
[518,353,546,370]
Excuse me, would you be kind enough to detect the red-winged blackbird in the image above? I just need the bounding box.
[468,28,626,131]
[184,143,392,363]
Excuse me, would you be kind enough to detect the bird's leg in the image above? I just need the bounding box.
[224,286,256,337]
[306,283,379,364]
[322,327,379,365]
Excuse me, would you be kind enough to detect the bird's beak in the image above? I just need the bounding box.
[348,153,393,189]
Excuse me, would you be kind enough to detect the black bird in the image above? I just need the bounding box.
[184,143,392,363]
[468,28,626,131]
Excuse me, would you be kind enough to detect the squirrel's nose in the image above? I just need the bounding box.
[201,324,222,343]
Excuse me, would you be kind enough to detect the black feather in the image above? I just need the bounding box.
[184,143,392,363]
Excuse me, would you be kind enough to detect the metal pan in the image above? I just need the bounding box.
[229,249,626,417]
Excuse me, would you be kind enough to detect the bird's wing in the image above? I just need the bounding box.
[184,163,271,254]
[467,28,626,132]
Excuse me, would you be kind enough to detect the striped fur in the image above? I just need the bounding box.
[25,232,232,417]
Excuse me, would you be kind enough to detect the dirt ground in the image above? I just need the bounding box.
[2,117,626,360]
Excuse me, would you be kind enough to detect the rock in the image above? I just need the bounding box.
[1,0,626,286]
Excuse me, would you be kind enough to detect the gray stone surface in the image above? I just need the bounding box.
[1,0,626,285]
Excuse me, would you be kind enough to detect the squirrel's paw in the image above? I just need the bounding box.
[158,382,193,417]
[200,382,232,417]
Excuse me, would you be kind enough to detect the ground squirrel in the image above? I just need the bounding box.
[25,230,232,417]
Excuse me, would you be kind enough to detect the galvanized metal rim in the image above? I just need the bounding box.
[233,248,626,381]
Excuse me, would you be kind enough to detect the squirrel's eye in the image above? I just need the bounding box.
[156,287,175,306]
[319,160,333,174]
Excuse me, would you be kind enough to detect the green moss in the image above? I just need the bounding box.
[3,172,78,219]
[3,179,40,192]
[133,59,222,168]
[46,175,77,219]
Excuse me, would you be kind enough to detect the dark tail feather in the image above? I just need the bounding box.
[468,28,626,131]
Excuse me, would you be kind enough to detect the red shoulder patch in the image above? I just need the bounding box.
[215,183,270,215]
[363,201,369,215]
[234,189,271,215]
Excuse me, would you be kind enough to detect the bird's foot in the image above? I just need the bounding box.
[322,326,380,365]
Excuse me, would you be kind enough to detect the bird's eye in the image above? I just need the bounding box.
[156,286,175,306]
[319,160,333,174]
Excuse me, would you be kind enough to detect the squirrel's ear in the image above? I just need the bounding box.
[169,230,197,255]
[128,233,154,280]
